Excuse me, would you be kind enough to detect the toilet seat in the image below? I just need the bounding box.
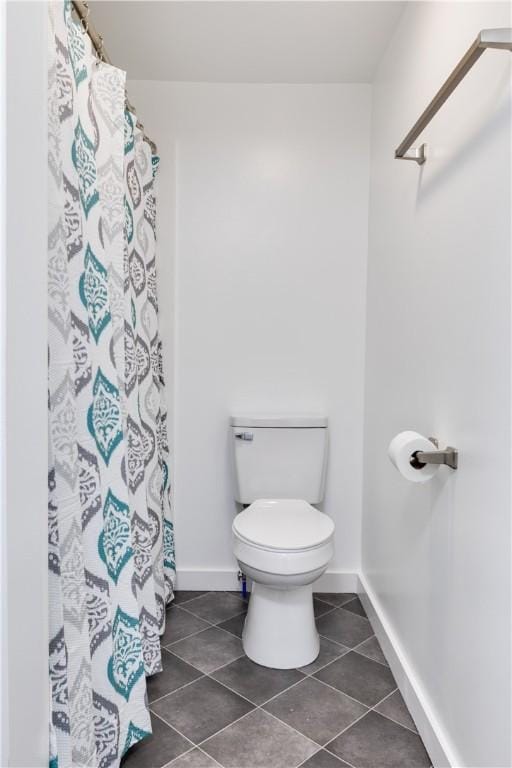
[232,499,335,577]
[233,498,334,552]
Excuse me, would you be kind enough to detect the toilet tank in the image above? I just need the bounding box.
[231,415,328,504]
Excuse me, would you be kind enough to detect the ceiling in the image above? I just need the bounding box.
[90,1,405,83]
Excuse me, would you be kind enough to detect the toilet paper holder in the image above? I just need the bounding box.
[410,437,458,470]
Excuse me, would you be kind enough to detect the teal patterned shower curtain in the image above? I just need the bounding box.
[47,2,175,765]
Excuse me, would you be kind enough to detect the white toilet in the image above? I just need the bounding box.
[231,415,335,669]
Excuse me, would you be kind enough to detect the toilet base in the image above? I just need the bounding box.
[242,581,319,669]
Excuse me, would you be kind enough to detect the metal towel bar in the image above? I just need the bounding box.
[395,28,512,165]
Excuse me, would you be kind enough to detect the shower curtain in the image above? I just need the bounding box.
[47,2,175,765]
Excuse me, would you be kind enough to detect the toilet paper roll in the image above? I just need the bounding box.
[388,431,440,483]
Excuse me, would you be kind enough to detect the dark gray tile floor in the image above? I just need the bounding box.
[122,591,431,768]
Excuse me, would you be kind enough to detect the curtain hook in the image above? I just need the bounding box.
[80,1,90,35]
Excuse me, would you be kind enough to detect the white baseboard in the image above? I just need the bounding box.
[312,570,359,592]
[358,573,459,768]
[175,569,241,591]
[175,568,358,593]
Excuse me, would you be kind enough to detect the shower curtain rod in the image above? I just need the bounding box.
[71,0,158,154]
[395,27,512,165]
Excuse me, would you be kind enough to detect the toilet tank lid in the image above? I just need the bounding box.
[231,415,327,428]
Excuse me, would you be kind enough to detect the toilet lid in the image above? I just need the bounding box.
[233,499,335,551]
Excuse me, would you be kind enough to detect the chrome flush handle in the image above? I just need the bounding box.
[235,432,254,441]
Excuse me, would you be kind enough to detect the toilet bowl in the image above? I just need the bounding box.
[233,498,335,669]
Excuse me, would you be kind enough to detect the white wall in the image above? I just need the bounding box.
[4,2,49,765]
[129,82,371,587]
[362,3,511,767]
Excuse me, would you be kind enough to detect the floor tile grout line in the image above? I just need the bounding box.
[314,596,340,610]
[296,746,324,768]
[306,674,373,711]
[149,646,250,707]
[335,606,372,624]
[251,673,310,708]
[159,644,240,677]
[196,707,259,751]
[315,593,357,609]
[173,592,214,609]
[261,705,338,750]
[160,645,180,660]
[296,744,358,768]
[369,685,399,710]
[195,745,224,767]
[166,631,246,674]
[211,621,249,641]
[316,633,390,669]
[171,591,208,606]
[321,632,374,649]
[205,667,295,709]
[319,695,393,758]
[370,694,419,735]
[349,633,376,651]
[352,647,390,667]
[260,709,325,761]
[161,743,225,768]
[322,742,359,768]
[163,624,213,648]
[213,621,244,639]
[160,743,196,768]
[172,604,252,645]
[164,617,247,650]
[149,708,196,751]
[169,603,230,628]
[301,645,351,677]
[150,670,261,747]
[318,686,411,768]
[177,599,248,628]
[373,709,419,735]
[340,596,365,610]
[149,672,206,706]
[317,633,367,651]
[216,609,248,625]
[197,651,248,677]
[150,698,256,754]
[314,606,338,620]
[349,634,390,668]
[199,706,331,768]
[317,604,373,627]
[368,686,396,707]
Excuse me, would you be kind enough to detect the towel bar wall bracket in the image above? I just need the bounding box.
[396,144,427,165]
[395,27,512,165]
